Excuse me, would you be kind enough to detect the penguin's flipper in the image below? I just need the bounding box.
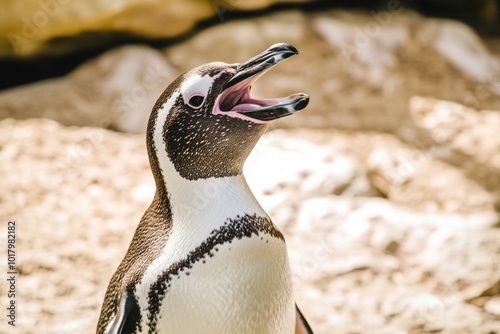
[107,289,140,334]
[295,304,314,334]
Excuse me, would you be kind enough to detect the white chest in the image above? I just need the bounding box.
[141,232,295,334]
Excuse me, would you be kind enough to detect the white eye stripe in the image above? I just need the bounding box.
[180,74,215,106]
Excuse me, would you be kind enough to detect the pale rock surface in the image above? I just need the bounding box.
[432,19,500,84]
[264,129,497,214]
[409,96,500,206]
[1,118,499,333]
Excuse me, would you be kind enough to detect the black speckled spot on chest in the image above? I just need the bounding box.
[146,213,284,333]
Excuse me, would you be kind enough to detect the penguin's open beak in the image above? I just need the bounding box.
[215,43,309,122]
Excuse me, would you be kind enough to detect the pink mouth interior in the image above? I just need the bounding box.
[218,74,285,113]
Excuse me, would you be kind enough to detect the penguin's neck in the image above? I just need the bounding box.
[157,154,268,232]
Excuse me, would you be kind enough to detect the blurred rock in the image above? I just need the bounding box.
[365,136,496,213]
[0,45,177,133]
[2,0,498,58]
[2,10,500,134]
[432,19,500,83]
[485,297,500,316]
[245,129,381,227]
[260,129,497,214]
[288,195,500,334]
[1,118,499,333]
[0,0,318,57]
[409,96,500,204]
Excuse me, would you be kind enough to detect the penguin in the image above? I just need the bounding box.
[97,43,313,334]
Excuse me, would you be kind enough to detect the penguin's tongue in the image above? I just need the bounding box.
[218,77,308,122]
[223,85,302,112]
[220,85,259,112]
[215,43,309,122]
[232,103,261,111]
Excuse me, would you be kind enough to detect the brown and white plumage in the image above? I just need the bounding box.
[97,43,312,334]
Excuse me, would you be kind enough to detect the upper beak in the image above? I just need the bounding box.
[223,43,299,90]
[218,43,309,122]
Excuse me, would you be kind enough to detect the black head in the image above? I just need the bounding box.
[147,43,309,182]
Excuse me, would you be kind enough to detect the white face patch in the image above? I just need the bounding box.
[179,74,216,109]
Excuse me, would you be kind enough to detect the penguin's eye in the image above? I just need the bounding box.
[188,95,205,108]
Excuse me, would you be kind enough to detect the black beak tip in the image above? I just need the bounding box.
[268,43,299,56]
[288,44,299,56]
[295,95,309,111]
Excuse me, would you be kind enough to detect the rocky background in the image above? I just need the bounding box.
[1,1,500,334]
